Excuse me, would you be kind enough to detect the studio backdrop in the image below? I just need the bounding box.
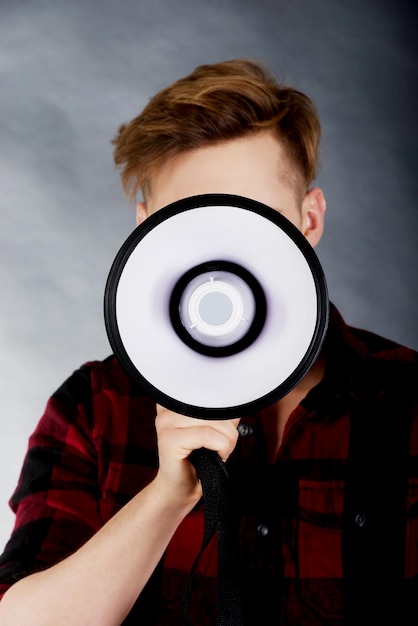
[0,0,416,548]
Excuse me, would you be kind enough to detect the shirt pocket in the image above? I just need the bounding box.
[297,479,344,579]
[405,478,418,578]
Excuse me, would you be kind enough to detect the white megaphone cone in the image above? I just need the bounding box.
[104,193,329,419]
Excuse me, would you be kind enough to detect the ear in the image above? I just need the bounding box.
[136,201,148,226]
[301,187,326,247]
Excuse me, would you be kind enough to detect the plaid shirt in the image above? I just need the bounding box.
[0,305,417,625]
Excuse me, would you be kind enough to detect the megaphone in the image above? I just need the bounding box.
[104,194,329,419]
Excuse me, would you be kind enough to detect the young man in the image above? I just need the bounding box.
[0,59,416,626]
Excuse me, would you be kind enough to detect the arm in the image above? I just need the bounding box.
[0,405,239,626]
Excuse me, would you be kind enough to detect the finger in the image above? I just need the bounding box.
[155,406,240,460]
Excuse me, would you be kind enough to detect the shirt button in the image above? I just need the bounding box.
[238,423,254,437]
[257,524,269,537]
[354,513,366,527]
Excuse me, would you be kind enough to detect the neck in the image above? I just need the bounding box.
[293,351,327,393]
[260,352,327,461]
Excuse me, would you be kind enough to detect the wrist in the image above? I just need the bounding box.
[150,472,202,513]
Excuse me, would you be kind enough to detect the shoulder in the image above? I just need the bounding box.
[350,332,417,409]
[347,325,417,386]
[328,304,417,399]
[329,303,416,364]
[40,355,151,438]
[53,354,145,404]
[349,325,416,364]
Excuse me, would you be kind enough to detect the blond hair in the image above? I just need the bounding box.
[112,59,321,201]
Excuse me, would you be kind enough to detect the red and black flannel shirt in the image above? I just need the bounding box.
[0,304,417,625]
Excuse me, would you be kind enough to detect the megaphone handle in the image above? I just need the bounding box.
[182,447,244,626]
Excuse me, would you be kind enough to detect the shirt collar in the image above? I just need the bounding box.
[322,303,385,403]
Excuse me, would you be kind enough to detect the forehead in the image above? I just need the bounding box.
[147,132,299,212]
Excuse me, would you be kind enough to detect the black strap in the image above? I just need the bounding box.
[182,448,244,626]
[342,363,411,625]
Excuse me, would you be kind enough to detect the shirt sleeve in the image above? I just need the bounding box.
[0,364,102,599]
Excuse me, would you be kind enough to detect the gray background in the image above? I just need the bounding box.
[0,0,417,548]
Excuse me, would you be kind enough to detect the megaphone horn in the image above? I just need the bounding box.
[104,193,329,419]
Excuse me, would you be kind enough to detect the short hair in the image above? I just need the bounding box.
[112,59,321,202]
